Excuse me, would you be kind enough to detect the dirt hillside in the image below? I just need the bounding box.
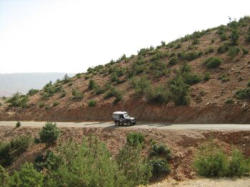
[0,17,250,123]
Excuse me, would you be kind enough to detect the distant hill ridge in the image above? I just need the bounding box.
[0,73,73,97]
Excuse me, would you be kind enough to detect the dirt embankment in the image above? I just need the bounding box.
[1,100,250,123]
[1,126,250,180]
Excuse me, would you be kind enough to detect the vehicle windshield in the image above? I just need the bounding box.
[123,113,130,118]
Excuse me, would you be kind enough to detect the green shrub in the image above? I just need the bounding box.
[126,132,145,147]
[217,43,230,54]
[46,137,129,187]
[117,144,151,186]
[205,47,214,54]
[145,86,169,104]
[88,79,96,90]
[0,136,32,167]
[194,144,228,177]
[28,89,39,96]
[247,81,250,87]
[150,144,171,160]
[194,143,250,178]
[183,72,201,85]
[7,93,28,108]
[169,76,190,106]
[228,46,240,58]
[169,56,178,66]
[88,100,96,107]
[227,150,250,177]
[203,72,211,81]
[235,88,250,99]
[242,48,248,55]
[16,121,21,128]
[150,159,170,178]
[0,165,9,186]
[180,51,202,61]
[245,33,250,43]
[42,82,62,99]
[225,98,234,104]
[230,29,239,45]
[52,101,59,107]
[35,151,61,171]
[39,122,60,146]
[204,57,222,69]
[219,74,230,82]
[9,163,44,187]
[130,77,151,97]
[104,87,122,104]
[71,89,83,101]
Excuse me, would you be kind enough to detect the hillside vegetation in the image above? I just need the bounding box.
[0,17,250,122]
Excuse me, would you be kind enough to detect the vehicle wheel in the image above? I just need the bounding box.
[128,121,132,126]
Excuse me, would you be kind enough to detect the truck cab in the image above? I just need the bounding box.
[112,111,136,126]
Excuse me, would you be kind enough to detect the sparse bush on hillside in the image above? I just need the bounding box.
[168,56,178,66]
[52,101,59,107]
[34,151,61,171]
[178,51,202,61]
[204,57,222,69]
[150,144,171,160]
[42,82,62,99]
[9,163,44,187]
[194,143,250,177]
[0,165,9,186]
[230,29,239,45]
[227,149,250,177]
[104,87,122,104]
[71,89,83,101]
[7,93,28,108]
[228,46,240,58]
[217,43,230,54]
[235,88,250,100]
[145,86,169,104]
[205,47,214,54]
[46,137,130,187]
[117,144,151,186]
[194,144,228,177]
[149,159,170,179]
[88,79,96,90]
[39,122,60,146]
[130,77,151,97]
[182,72,202,85]
[246,32,250,43]
[126,132,145,147]
[219,74,230,82]
[88,100,96,107]
[0,136,32,167]
[203,72,211,81]
[149,60,168,78]
[242,48,248,55]
[169,75,190,106]
[28,89,39,96]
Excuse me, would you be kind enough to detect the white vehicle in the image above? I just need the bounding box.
[112,111,136,126]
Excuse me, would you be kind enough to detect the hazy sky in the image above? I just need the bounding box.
[0,0,249,73]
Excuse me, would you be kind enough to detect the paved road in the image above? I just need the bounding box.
[0,121,250,130]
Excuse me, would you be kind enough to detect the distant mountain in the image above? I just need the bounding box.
[0,73,74,97]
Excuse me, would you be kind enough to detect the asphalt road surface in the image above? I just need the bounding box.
[0,121,250,130]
